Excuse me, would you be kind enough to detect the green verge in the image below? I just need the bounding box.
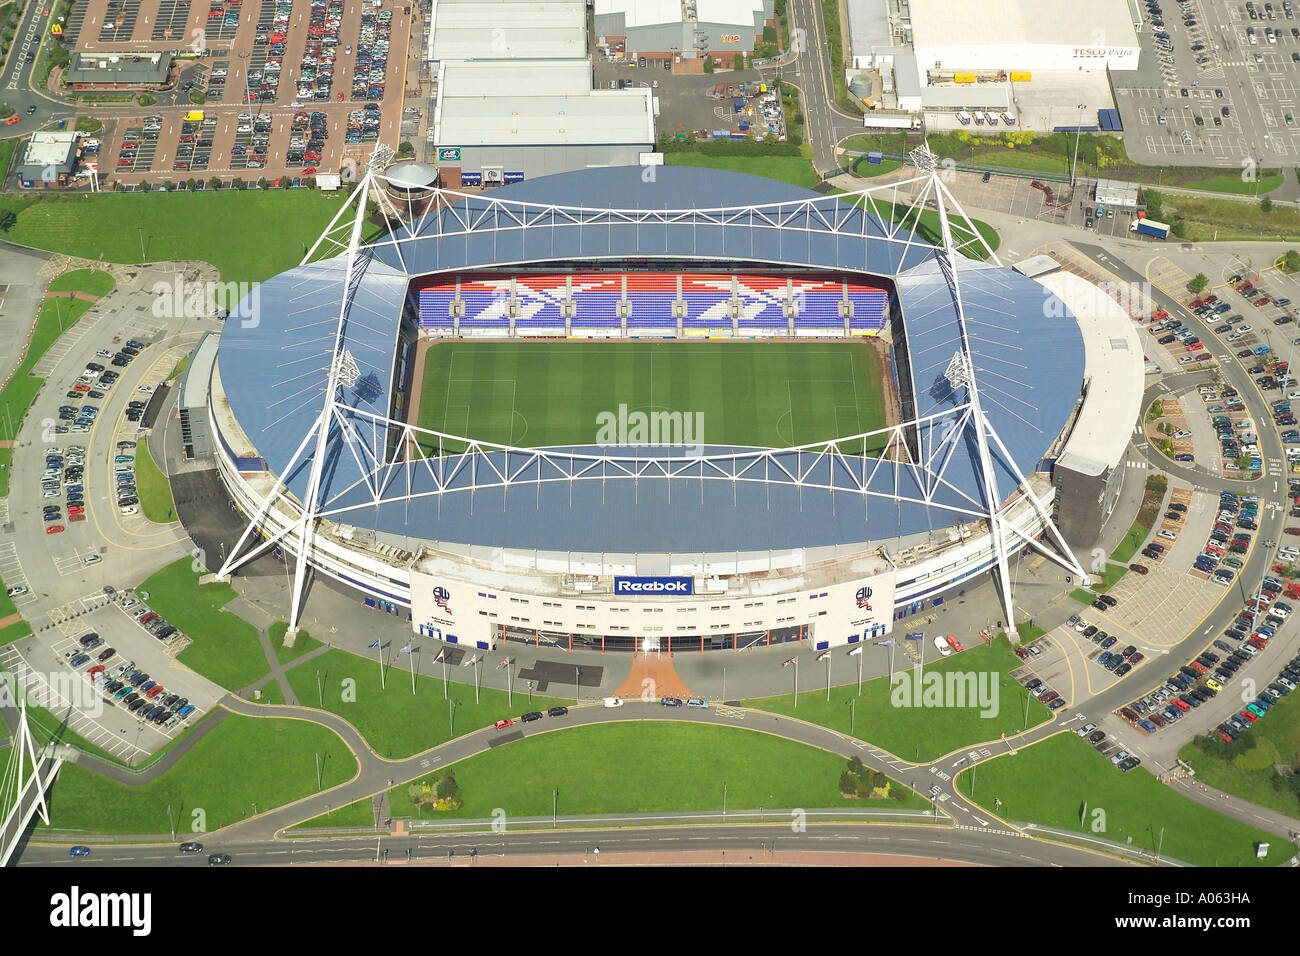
[0,296,94,439]
[268,621,324,666]
[0,192,351,284]
[39,716,358,835]
[958,732,1291,866]
[1149,189,1300,242]
[284,648,574,760]
[47,268,116,298]
[133,441,176,523]
[386,723,930,821]
[1178,689,1300,818]
[0,446,10,497]
[665,151,818,188]
[140,558,267,691]
[1182,172,1284,195]
[849,156,901,178]
[0,618,32,647]
[745,636,1048,762]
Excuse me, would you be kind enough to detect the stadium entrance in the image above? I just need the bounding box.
[499,624,807,653]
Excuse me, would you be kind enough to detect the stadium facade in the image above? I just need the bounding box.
[210,157,1096,653]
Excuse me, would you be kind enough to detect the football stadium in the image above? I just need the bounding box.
[210,156,1094,655]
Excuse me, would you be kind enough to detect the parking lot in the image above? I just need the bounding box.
[1116,0,1300,165]
[76,0,412,186]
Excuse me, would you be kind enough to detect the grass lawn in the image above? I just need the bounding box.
[849,156,902,178]
[167,354,189,381]
[140,558,268,691]
[959,732,1291,866]
[47,268,115,298]
[268,621,324,666]
[284,648,574,759]
[133,441,176,523]
[1150,189,1300,242]
[294,794,375,829]
[0,619,31,647]
[967,149,1069,174]
[664,152,818,189]
[1183,172,1284,195]
[1178,690,1300,818]
[745,636,1049,762]
[0,446,10,497]
[0,192,350,284]
[389,722,930,820]
[0,296,94,439]
[415,340,890,456]
[0,139,16,182]
[40,716,358,834]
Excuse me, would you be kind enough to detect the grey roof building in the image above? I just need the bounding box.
[18,132,79,184]
[65,52,173,87]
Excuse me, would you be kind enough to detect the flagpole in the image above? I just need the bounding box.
[380,642,387,690]
[409,644,416,695]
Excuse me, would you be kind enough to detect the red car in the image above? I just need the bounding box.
[1285,528,1300,536]
[1240,710,1259,724]
[1173,698,1191,712]
[945,635,964,652]
[72,382,89,392]
[1129,563,1149,575]
[303,166,317,175]
[45,524,63,534]
[493,718,513,729]
[146,685,164,699]
[4,115,20,126]
[87,665,104,677]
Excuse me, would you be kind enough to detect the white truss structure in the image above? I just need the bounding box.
[1,700,63,866]
[217,158,1086,635]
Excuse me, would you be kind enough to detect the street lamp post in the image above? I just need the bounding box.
[1070,103,1086,188]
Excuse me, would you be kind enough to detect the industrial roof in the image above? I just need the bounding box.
[428,0,588,61]
[595,0,767,28]
[1039,271,1144,476]
[847,0,893,58]
[66,51,173,84]
[215,166,1086,554]
[907,0,1138,50]
[434,60,655,147]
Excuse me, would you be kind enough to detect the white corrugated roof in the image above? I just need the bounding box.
[435,60,655,146]
[909,0,1138,50]
[430,0,588,60]
[1038,271,1144,475]
[596,0,766,28]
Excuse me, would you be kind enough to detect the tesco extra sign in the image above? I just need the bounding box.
[614,576,695,596]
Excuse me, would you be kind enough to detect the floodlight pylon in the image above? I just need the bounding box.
[905,147,1087,632]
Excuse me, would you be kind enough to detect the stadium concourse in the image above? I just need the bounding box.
[207,162,1091,658]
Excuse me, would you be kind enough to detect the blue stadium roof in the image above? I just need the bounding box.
[215,166,1085,554]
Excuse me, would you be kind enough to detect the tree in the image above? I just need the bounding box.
[207,176,221,190]
[1262,196,1274,214]
[1189,273,1209,294]
[397,140,414,157]
[733,53,743,71]
[185,178,196,191]
[0,209,15,232]
[839,771,858,796]
[1286,250,1300,274]
[703,57,714,74]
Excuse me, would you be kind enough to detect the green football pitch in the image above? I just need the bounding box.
[413,340,891,454]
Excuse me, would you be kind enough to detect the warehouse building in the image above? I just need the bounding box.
[432,59,654,183]
[906,0,1139,75]
[426,0,588,62]
[594,0,775,65]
